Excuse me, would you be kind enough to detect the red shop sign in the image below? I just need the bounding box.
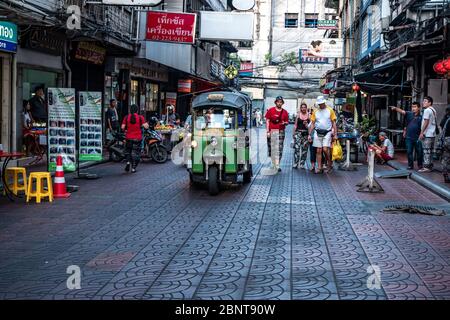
[146,11,197,44]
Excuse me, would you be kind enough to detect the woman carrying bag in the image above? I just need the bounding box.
[121,104,149,173]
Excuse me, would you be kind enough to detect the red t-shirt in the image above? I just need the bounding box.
[122,114,146,140]
[265,107,289,131]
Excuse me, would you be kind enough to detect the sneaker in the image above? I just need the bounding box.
[407,166,414,170]
[131,168,137,173]
[125,162,131,172]
[418,167,431,173]
[293,164,298,169]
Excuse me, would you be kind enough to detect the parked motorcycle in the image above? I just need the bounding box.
[142,126,169,163]
[107,131,126,162]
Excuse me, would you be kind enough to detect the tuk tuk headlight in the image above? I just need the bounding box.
[210,137,218,147]
[192,140,198,148]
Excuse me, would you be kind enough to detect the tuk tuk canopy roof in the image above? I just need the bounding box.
[192,91,252,110]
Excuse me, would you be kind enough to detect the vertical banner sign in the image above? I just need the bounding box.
[79,92,103,161]
[48,88,77,172]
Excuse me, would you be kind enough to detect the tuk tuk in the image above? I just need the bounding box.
[187,91,253,195]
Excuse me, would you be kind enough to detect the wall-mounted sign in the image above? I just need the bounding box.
[199,11,254,41]
[317,20,338,30]
[102,0,163,5]
[299,49,329,64]
[230,0,256,11]
[239,62,253,76]
[0,21,17,53]
[305,39,343,58]
[21,28,65,56]
[178,79,193,93]
[74,42,106,65]
[146,11,197,44]
[115,58,169,82]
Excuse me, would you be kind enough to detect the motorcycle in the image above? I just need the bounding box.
[142,127,169,163]
[107,130,126,162]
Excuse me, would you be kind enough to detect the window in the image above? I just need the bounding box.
[285,13,298,28]
[305,13,318,28]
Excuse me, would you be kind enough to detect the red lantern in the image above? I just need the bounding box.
[434,60,447,74]
[323,89,330,94]
[443,58,450,72]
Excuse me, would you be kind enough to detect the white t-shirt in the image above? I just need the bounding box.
[422,107,437,138]
[383,139,394,157]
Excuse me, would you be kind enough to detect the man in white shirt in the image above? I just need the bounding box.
[419,96,437,172]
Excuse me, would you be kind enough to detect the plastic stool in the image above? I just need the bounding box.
[26,172,53,203]
[5,167,28,196]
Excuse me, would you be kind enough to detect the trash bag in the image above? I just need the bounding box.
[332,140,343,161]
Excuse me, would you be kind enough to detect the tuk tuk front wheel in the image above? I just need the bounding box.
[208,166,220,196]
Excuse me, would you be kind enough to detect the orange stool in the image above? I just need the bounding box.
[26,172,53,203]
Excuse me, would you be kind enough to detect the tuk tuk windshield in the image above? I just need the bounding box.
[194,108,239,130]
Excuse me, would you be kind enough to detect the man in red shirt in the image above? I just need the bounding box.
[265,96,290,172]
[121,105,149,173]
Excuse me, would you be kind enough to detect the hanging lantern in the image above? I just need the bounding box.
[352,83,360,92]
[323,89,330,94]
[433,60,447,74]
[443,58,450,72]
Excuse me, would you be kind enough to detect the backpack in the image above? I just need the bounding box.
[429,107,440,135]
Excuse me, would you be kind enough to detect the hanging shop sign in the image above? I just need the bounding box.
[224,64,239,80]
[230,0,256,11]
[116,58,169,82]
[79,92,103,162]
[21,28,65,56]
[165,92,177,108]
[103,0,162,5]
[239,62,253,77]
[47,88,77,172]
[146,11,197,44]
[74,42,106,65]
[299,49,329,64]
[317,20,338,30]
[0,21,17,53]
[178,79,193,93]
[305,39,343,58]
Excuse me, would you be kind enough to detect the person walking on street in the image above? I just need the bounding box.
[121,105,149,173]
[439,105,450,183]
[292,103,311,169]
[255,109,263,127]
[308,96,337,174]
[265,96,289,172]
[419,96,437,172]
[390,102,423,170]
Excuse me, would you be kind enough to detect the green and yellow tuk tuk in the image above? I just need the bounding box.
[187,91,253,195]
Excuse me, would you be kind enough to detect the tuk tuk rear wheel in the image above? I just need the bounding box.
[243,164,253,184]
[208,166,220,196]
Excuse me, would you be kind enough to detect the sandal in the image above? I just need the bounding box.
[315,168,324,174]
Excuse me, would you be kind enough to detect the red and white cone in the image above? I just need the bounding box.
[53,155,71,198]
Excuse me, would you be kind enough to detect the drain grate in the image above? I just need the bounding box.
[382,204,446,216]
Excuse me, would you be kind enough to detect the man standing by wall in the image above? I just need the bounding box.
[419,96,437,173]
[29,86,47,123]
[106,99,120,135]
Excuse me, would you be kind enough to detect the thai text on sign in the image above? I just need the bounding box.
[146,11,197,44]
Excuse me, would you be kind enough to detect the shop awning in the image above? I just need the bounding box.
[354,63,405,94]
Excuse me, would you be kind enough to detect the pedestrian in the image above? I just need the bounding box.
[419,96,437,172]
[121,104,149,173]
[265,96,289,172]
[29,86,47,123]
[308,96,337,174]
[255,109,263,127]
[371,132,395,164]
[106,99,120,138]
[390,102,423,170]
[292,103,310,169]
[439,105,450,183]
[164,105,181,127]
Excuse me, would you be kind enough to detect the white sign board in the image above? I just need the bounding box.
[304,39,344,58]
[199,11,254,41]
[102,0,162,5]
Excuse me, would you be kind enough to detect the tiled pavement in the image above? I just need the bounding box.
[0,128,449,300]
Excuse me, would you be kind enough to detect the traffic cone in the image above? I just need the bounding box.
[53,155,71,198]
